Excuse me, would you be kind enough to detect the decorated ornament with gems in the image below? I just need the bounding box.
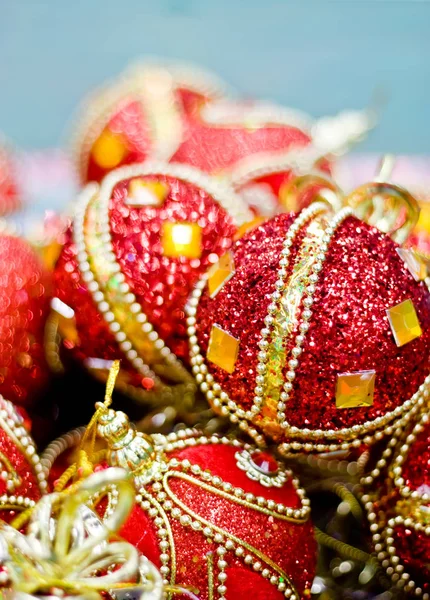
[0,140,20,216]
[0,234,52,408]
[52,162,252,407]
[362,406,430,598]
[0,467,167,600]
[186,174,430,455]
[0,395,47,522]
[73,60,229,184]
[47,365,317,600]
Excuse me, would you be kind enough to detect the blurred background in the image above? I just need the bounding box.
[1,0,430,220]
[1,0,429,152]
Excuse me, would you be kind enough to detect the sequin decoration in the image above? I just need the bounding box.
[126,179,169,207]
[208,251,235,298]
[0,235,51,408]
[161,222,202,259]
[387,299,422,347]
[54,165,250,405]
[207,324,239,373]
[335,370,376,409]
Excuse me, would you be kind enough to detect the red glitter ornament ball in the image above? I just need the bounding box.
[53,162,252,405]
[364,408,430,598]
[187,202,430,454]
[47,408,317,600]
[73,62,228,184]
[0,143,20,216]
[0,395,47,522]
[0,234,52,408]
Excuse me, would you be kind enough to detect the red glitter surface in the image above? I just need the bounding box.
[195,213,430,434]
[85,100,152,184]
[402,421,430,495]
[172,108,311,174]
[109,440,316,600]
[393,524,430,594]
[0,427,40,501]
[196,213,296,411]
[109,174,237,360]
[53,229,129,371]
[0,235,51,407]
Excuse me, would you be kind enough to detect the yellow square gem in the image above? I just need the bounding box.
[336,370,376,409]
[387,299,422,347]
[127,179,169,207]
[396,248,428,282]
[207,324,239,373]
[207,252,235,298]
[162,222,202,259]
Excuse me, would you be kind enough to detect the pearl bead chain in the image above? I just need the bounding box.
[0,396,47,494]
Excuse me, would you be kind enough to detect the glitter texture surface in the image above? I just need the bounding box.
[109,174,236,360]
[0,235,51,407]
[195,213,430,435]
[112,440,316,600]
[53,228,130,376]
[393,524,430,594]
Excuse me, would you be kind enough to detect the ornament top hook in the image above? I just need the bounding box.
[346,154,420,244]
[282,154,421,245]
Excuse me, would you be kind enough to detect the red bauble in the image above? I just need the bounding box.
[363,409,430,598]
[0,234,52,407]
[73,62,227,184]
[0,395,47,522]
[47,409,316,600]
[0,143,20,216]
[187,204,430,454]
[53,162,252,405]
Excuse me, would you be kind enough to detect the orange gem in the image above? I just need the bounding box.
[336,370,376,409]
[161,222,202,259]
[207,324,239,373]
[207,251,235,298]
[386,299,422,347]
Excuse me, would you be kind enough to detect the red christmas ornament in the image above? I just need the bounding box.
[47,404,317,600]
[172,101,373,216]
[0,234,52,408]
[52,162,252,405]
[363,408,430,598]
[73,61,228,184]
[187,193,430,454]
[0,395,47,523]
[0,142,20,216]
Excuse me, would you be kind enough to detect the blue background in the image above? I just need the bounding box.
[0,0,429,152]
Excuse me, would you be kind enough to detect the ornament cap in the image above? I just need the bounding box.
[97,407,156,475]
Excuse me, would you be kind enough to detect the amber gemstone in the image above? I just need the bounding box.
[386,298,422,347]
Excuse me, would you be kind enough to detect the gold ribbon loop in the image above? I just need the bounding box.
[279,172,343,213]
[346,181,420,244]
